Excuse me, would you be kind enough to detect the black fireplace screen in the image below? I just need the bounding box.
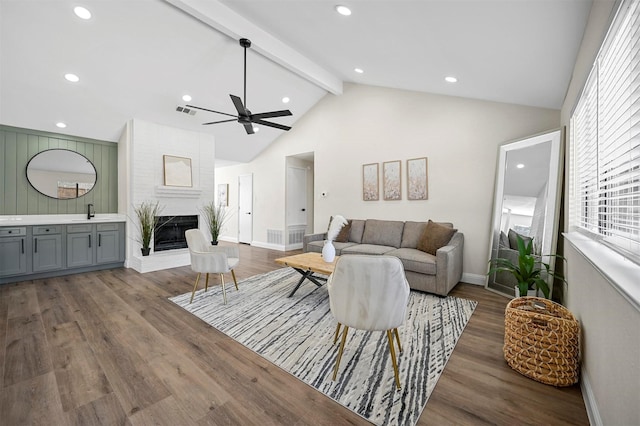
[154,215,198,252]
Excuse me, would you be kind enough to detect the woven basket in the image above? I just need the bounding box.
[504,297,580,386]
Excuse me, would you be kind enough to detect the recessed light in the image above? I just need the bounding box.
[445,76,458,83]
[252,126,260,133]
[73,6,92,20]
[56,122,67,128]
[516,163,525,169]
[354,68,364,74]
[64,73,80,83]
[282,96,290,104]
[182,94,192,102]
[335,5,352,16]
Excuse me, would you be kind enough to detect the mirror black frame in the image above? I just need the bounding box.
[26,149,97,200]
[486,129,563,297]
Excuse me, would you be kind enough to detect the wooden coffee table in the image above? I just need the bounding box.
[274,252,339,297]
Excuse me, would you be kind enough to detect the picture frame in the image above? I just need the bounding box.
[163,155,192,187]
[383,160,401,200]
[407,157,428,200]
[362,163,379,201]
[217,183,229,206]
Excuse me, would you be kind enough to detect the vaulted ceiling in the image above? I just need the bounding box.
[0,0,592,163]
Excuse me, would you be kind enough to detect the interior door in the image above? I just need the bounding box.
[238,174,253,244]
[286,166,307,227]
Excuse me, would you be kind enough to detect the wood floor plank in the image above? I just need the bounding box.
[66,392,131,426]
[0,243,589,425]
[0,371,68,425]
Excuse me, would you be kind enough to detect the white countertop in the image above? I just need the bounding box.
[0,214,127,226]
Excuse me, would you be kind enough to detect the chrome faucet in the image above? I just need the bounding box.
[87,203,95,219]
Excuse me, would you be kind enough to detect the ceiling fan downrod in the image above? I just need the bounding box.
[239,38,251,108]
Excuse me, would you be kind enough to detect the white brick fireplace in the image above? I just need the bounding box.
[118,118,215,272]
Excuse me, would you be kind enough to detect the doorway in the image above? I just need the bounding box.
[285,153,314,249]
[238,174,253,244]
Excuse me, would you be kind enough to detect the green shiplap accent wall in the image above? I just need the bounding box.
[0,125,118,215]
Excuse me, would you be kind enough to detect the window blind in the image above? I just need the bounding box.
[570,0,640,260]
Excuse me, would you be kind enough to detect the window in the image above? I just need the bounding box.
[570,0,640,262]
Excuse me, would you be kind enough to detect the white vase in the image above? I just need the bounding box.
[322,240,336,262]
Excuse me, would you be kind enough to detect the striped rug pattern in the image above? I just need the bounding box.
[170,268,477,425]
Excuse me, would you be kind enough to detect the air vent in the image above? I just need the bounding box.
[176,106,196,116]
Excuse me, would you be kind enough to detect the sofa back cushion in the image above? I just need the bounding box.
[362,219,405,248]
[349,219,366,243]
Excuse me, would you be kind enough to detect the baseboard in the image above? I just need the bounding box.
[461,272,486,285]
[218,236,239,243]
[580,368,603,426]
[285,243,303,251]
[251,241,286,251]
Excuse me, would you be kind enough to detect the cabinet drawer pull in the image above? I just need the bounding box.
[34,238,38,253]
[88,234,92,248]
[98,234,102,247]
[21,239,24,254]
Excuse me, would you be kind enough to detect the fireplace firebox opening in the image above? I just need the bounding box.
[154,215,198,252]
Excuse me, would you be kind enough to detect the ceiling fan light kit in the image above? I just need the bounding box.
[187,38,293,135]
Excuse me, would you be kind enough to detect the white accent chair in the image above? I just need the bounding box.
[327,255,410,389]
[185,229,240,304]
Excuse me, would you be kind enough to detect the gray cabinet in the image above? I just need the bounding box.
[96,223,121,264]
[32,225,63,273]
[67,224,95,268]
[0,227,27,277]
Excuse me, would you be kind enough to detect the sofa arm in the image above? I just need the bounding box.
[435,232,464,295]
[303,232,326,252]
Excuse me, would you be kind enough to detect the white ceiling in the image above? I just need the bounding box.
[0,0,592,164]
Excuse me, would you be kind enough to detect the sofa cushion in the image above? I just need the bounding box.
[341,244,396,255]
[361,219,404,248]
[307,240,357,255]
[400,221,427,248]
[349,219,366,243]
[417,220,457,255]
[508,229,532,250]
[387,248,436,275]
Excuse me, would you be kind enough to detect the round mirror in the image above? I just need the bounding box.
[26,149,97,199]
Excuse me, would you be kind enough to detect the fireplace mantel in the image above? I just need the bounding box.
[154,185,203,198]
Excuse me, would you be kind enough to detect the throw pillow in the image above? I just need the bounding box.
[416,220,457,255]
[335,220,352,243]
[508,229,532,250]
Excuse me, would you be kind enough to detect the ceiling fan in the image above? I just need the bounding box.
[186,38,292,135]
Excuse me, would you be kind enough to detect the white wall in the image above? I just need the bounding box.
[216,83,559,280]
[560,1,639,425]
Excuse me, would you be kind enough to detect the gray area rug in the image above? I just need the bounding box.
[169,268,477,425]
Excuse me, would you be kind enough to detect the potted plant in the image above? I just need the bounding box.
[133,200,162,256]
[488,234,565,299]
[201,201,231,245]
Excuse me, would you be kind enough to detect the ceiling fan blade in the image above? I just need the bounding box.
[253,119,292,131]
[242,123,255,135]
[230,94,249,116]
[186,104,237,119]
[250,110,292,120]
[202,118,237,125]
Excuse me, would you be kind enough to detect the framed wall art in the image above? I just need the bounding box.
[362,163,379,201]
[217,183,229,206]
[383,160,401,200]
[163,155,192,187]
[407,157,428,200]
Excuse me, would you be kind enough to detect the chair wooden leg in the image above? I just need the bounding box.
[205,273,209,291]
[231,269,239,290]
[333,323,342,344]
[387,330,401,389]
[189,273,201,304]
[332,326,349,381]
[220,274,227,305]
[394,328,403,353]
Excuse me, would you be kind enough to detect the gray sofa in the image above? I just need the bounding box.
[303,219,464,296]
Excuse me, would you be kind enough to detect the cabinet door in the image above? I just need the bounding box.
[0,237,27,276]
[96,231,120,264]
[33,234,63,273]
[67,232,95,268]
